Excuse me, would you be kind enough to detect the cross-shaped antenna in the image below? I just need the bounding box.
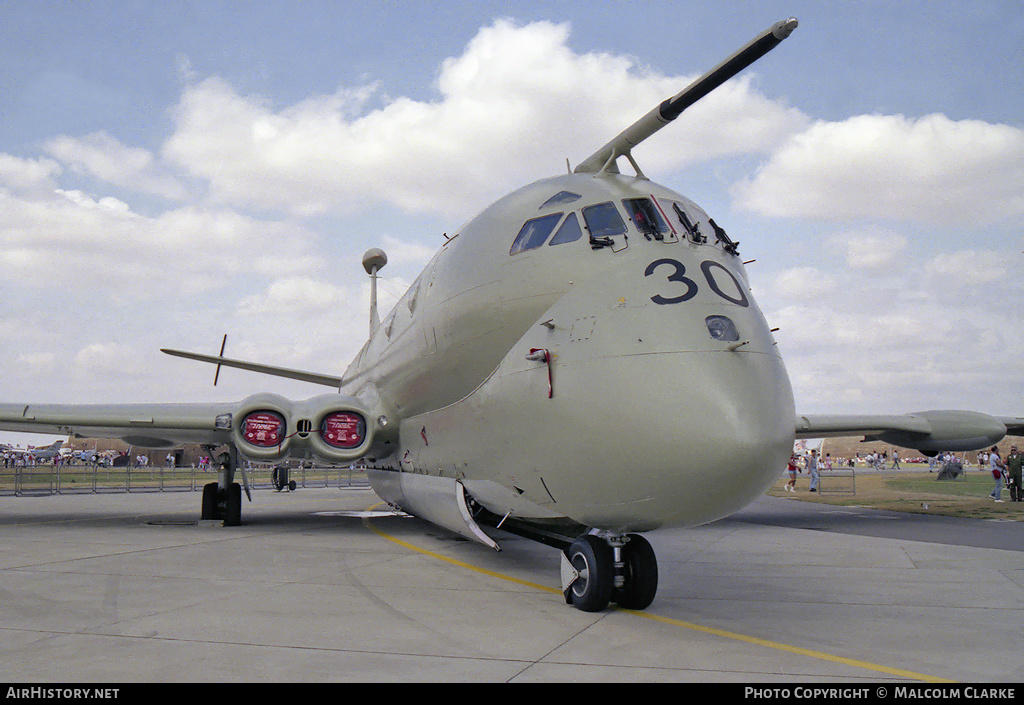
[213,334,227,386]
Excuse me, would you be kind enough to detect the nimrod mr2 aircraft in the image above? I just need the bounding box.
[2,19,1022,612]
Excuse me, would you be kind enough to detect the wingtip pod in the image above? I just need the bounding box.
[870,410,1008,454]
[796,409,1013,455]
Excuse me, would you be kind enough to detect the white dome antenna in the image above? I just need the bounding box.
[362,248,388,338]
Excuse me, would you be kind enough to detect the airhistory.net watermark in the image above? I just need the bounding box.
[6,689,119,700]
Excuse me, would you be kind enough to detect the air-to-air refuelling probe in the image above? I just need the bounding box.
[3,19,1022,612]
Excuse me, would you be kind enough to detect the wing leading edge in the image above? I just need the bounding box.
[0,402,234,448]
[796,410,1024,454]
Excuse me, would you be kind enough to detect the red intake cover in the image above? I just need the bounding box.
[241,411,286,447]
[320,412,366,449]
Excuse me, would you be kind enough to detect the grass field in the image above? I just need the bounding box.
[769,468,1023,521]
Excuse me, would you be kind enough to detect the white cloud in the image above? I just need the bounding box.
[56,188,132,214]
[924,249,1008,284]
[15,352,55,374]
[73,342,146,379]
[830,228,908,270]
[771,267,836,300]
[235,276,353,318]
[379,234,435,267]
[161,19,806,217]
[733,114,1024,224]
[769,250,1023,416]
[45,132,186,200]
[0,153,61,195]
[0,185,321,298]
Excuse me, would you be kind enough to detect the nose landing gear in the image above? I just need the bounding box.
[199,444,246,526]
[561,532,658,612]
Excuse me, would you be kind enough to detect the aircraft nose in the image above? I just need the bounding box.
[542,346,794,530]
[510,266,796,531]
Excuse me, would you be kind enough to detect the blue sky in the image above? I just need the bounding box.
[1,1,1022,447]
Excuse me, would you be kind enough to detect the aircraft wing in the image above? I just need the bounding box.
[0,402,234,448]
[0,390,377,464]
[796,411,1024,454]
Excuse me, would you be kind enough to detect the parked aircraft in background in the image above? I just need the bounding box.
[28,440,63,461]
[1,19,1021,612]
[1,440,63,462]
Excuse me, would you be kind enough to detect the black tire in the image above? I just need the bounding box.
[201,482,218,520]
[225,482,242,526]
[564,535,613,612]
[614,533,658,610]
[288,480,296,491]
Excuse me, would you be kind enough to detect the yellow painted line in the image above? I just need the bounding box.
[363,515,559,595]
[364,505,953,683]
[625,609,954,683]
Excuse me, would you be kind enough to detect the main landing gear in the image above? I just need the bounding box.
[561,532,658,612]
[271,464,297,492]
[200,445,248,526]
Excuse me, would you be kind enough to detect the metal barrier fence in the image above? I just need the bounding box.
[817,468,856,495]
[0,463,370,496]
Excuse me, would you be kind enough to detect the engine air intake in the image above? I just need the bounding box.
[320,411,367,449]
[241,410,286,448]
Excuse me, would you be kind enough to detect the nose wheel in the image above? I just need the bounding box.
[199,444,246,526]
[561,533,658,612]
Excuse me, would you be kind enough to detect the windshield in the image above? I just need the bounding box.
[510,213,563,255]
[582,202,626,239]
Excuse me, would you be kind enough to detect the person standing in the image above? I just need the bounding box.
[785,454,800,492]
[1006,445,1022,503]
[989,446,1005,502]
[808,449,820,493]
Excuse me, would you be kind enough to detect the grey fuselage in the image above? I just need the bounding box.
[342,171,795,533]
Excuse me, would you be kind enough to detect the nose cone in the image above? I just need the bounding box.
[543,347,795,531]
[515,263,796,531]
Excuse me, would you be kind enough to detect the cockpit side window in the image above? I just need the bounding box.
[548,212,582,246]
[622,198,669,240]
[581,202,626,239]
[510,213,563,255]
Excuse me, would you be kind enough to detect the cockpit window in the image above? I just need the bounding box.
[540,191,582,208]
[622,198,669,240]
[510,213,563,255]
[549,212,582,246]
[581,202,626,239]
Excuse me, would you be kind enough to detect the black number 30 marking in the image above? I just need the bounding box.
[645,258,749,307]
[644,258,698,305]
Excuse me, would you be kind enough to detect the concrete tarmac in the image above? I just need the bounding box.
[0,487,1021,683]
